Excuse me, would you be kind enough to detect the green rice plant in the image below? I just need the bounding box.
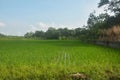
[0,40,119,80]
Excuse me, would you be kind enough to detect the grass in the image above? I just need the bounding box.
[0,40,120,80]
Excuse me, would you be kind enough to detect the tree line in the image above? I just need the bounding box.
[24,0,120,41]
[1,0,120,41]
[24,27,88,40]
[86,0,120,42]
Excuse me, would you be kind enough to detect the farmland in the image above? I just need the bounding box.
[0,40,120,80]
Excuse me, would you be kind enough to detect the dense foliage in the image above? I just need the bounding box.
[0,33,5,37]
[24,0,120,41]
[24,27,89,40]
[83,0,120,41]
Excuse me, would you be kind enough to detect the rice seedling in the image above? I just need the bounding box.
[0,40,119,80]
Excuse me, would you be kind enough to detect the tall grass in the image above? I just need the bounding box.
[0,40,119,80]
[100,26,120,41]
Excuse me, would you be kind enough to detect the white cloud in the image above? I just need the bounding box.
[0,22,6,27]
[27,23,48,32]
[27,22,78,32]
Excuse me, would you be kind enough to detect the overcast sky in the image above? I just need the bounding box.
[0,0,102,36]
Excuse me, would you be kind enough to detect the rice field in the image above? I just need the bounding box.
[0,40,120,80]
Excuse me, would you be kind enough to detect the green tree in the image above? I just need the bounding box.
[34,31,45,39]
[87,12,99,29]
[45,27,59,39]
[98,0,120,15]
[98,0,120,27]
[0,33,5,37]
[24,32,34,38]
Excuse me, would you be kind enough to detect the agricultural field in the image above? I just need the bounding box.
[0,40,120,80]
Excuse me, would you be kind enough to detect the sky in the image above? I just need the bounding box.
[0,0,103,36]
